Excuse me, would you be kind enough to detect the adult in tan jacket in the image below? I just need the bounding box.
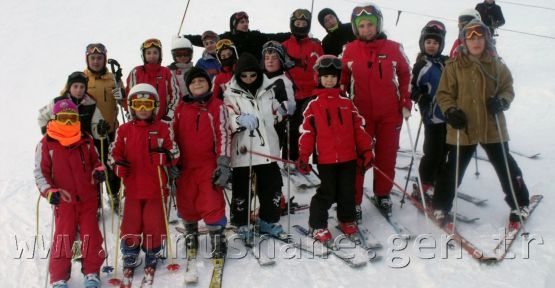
[84,43,124,211]
[431,20,530,225]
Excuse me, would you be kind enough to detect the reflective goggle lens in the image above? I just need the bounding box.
[130,98,155,111]
[55,112,80,124]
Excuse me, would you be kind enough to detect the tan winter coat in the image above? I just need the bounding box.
[436,54,514,145]
[84,69,121,133]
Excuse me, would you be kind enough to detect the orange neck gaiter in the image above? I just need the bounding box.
[46,121,81,147]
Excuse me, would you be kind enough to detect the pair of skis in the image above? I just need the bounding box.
[119,266,156,288]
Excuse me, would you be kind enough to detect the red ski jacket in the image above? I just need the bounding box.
[341,37,412,121]
[34,134,102,202]
[109,119,179,200]
[173,94,231,169]
[126,63,180,121]
[213,66,234,100]
[282,35,324,100]
[299,88,372,164]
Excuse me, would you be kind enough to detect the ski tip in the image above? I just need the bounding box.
[107,278,122,286]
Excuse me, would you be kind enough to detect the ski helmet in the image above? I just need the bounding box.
[171,36,193,62]
[215,39,238,67]
[290,9,311,37]
[230,11,249,34]
[140,38,163,64]
[458,9,481,29]
[313,55,342,86]
[65,71,88,94]
[127,83,160,118]
[52,99,79,120]
[419,20,446,56]
[351,3,383,38]
[262,41,287,66]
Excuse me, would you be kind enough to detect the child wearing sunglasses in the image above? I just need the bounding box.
[298,55,372,243]
[38,72,105,140]
[126,38,180,123]
[168,36,195,97]
[34,99,107,288]
[409,20,450,201]
[224,53,290,240]
[172,67,231,264]
[432,20,530,226]
[109,83,179,282]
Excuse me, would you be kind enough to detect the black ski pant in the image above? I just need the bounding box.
[94,137,121,207]
[309,161,357,229]
[230,162,283,227]
[432,142,530,212]
[418,123,448,185]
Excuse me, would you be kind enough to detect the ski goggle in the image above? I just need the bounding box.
[292,9,311,20]
[240,72,257,79]
[425,21,445,32]
[173,49,192,57]
[216,39,234,51]
[130,98,156,111]
[142,38,162,49]
[55,112,80,124]
[86,43,107,55]
[234,11,249,20]
[262,41,284,54]
[315,56,342,70]
[352,5,380,17]
[465,24,486,39]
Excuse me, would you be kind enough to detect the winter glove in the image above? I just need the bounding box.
[97,120,110,137]
[296,158,312,175]
[44,188,72,205]
[361,150,374,171]
[486,97,509,115]
[236,114,259,132]
[277,101,295,117]
[402,107,411,119]
[114,160,131,178]
[149,147,172,166]
[112,87,124,101]
[445,107,467,129]
[272,79,288,103]
[167,166,181,180]
[93,166,106,183]
[212,156,232,187]
[410,85,428,101]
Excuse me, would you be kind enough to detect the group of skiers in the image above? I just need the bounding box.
[33,2,529,287]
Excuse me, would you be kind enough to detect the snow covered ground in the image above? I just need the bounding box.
[1,0,554,287]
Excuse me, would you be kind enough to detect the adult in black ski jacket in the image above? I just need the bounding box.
[475,0,505,34]
[183,11,290,62]
[317,8,356,56]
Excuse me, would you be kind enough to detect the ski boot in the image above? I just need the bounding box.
[84,273,100,288]
[310,227,333,244]
[208,225,228,259]
[375,195,393,218]
[52,280,68,288]
[355,205,362,224]
[433,209,453,227]
[338,221,358,236]
[412,183,434,205]
[182,221,199,255]
[509,206,529,229]
[258,219,289,241]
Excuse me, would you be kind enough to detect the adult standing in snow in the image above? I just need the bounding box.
[168,36,195,97]
[410,21,450,199]
[83,43,123,210]
[432,20,530,225]
[450,9,481,58]
[182,11,290,62]
[475,0,505,35]
[341,4,412,220]
[125,38,180,122]
[223,53,289,239]
[34,99,106,288]
[317,8,356,56]
[195,30,221,80]
[282,8,324,163]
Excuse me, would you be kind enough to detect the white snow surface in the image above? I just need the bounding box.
[1,0,554,287]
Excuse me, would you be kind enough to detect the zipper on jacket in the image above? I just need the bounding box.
[378,61,383,79]
[195,112,201,131]
[337,107,343,125]
[79,147,86,171]
[325,109,332,126]
[104,87,107,102]
[304,56,308,71]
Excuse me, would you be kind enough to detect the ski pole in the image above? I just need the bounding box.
[239,147,296,166]
[157,165,180,271]
[247,130,255,245]
[286,117,291,235]
[494,114,526,234]
[452,130,461,234]
[100,137,117,233]
[404,119,430,224]
[108,181,124,286]
[108,58,126,125]
[400,119,422,207]
[44,207,54,288]
[310,0,315,27]
[177,0,192,35]
[98,175,112,273]
[474,150,480,178]
[372,165,409,196]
